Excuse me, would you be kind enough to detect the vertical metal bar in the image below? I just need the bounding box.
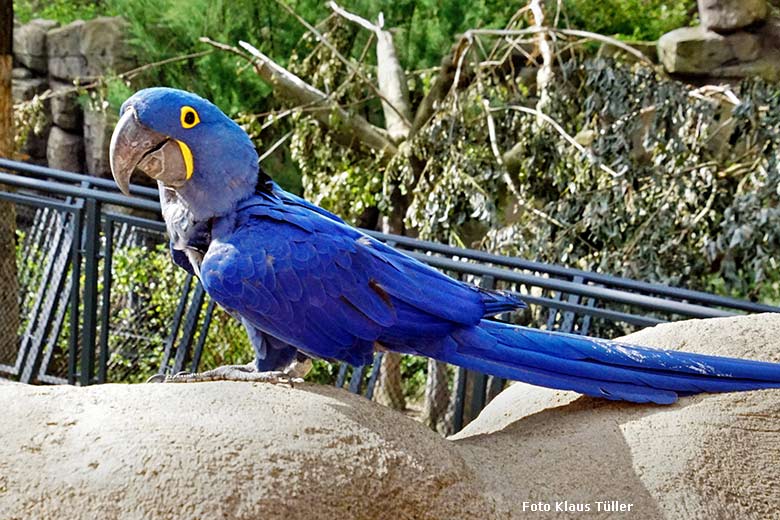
[80,199,99,386]
[68,205,83,385]
[189,299,215,373]
[172,282,205,374]
[452,366,467,433]
[348,364,366,394]
[461,275,495,422]
[560,275,584,333]
[486,376,505,403]
[364,352,384,399]
[546,289,564,329]
[158,274,193,375]
[20,215,71,383]
[335,363,349,388]
[580,288,598,336]
[97,217,114,383]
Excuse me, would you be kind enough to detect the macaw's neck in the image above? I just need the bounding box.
[175,135,260,221]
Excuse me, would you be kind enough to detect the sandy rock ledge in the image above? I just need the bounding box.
[1,313,780,519]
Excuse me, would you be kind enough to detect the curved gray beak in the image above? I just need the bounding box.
[109,107,189,196]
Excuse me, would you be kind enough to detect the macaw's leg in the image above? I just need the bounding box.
[147,322,314,384]
[146,362,306,385]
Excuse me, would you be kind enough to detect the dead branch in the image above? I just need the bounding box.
[529,0,553,115]
[498,104,622,178]
[200,38,396,157]
[276,0,411,130]
[411,37,473,135]
[469,27,656,68]
[329,2,412,143]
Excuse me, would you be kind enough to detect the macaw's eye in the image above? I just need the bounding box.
[180,106,200,129]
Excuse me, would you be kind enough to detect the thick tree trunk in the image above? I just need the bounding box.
[421,359,450,433]
[373,351,406,410]
[0,0,20,367]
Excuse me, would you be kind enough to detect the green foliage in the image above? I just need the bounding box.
[562,0,694,40]
[403,60,780,311]
[400,355,428,400]
[14,0,112,24]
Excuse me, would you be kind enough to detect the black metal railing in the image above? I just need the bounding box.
[1,158,778,433]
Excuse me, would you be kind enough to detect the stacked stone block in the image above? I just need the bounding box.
[659,0,780,81]
[11,17,133,176]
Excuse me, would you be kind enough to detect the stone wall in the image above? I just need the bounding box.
[12,17,133,176]
[659,0,780,81]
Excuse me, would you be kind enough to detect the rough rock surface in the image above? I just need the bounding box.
[47,20,86,80]
[1,314,779,519]
[83,106,117,177]
[50,80,82,131]
[11,77,47,103]
[47,17,133,81]
[454,313,780,519]
[47,126,84,172]
[699,0,768,32]
[0,383,495,520]
[658,26,761,74]
[80,17,134,77]
[13,19,58,73]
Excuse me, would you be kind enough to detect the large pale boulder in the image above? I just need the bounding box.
[0,383,496,520]
[13,19,58,73]
[699,0,768,32]
[454,313,780,519]
[47,20,87,80]
[1,313,779,519]
[47,126,83,172]
[658,26,760,75]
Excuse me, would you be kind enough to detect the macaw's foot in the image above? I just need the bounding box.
[146,363,304,386]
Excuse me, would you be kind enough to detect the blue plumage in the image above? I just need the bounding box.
[111,87,780,403]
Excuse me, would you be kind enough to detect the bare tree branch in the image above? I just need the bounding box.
[498,104,622,178]
[469,27,656,68]
[529,0,553,115]
[199,38,397,157]
[329,2,412,143]
[275,0,411,129]
[411,37,472,135]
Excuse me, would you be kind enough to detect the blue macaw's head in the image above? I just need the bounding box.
[109,87,259,220]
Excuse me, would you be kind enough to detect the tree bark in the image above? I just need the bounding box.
[0,0,20,367]
[374,27,411,143]
[373,351,406,410]
[421,359,450,433]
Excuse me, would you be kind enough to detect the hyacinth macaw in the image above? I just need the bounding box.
[109,87,780,404]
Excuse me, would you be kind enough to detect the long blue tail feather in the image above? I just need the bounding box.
[433,319,780,404]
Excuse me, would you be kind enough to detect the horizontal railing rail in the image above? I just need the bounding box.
[2,158,779,433]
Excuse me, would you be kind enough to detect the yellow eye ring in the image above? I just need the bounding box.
[180,106,200,129]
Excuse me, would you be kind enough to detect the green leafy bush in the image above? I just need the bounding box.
[562,0,694,40]
[14,0,112,24]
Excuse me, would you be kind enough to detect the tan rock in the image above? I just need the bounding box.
[47,20,87,81]
[1,314,779,519]
[699,0,768,32]
[47,126,83,173]
[455,313,780,519]
[0,382,497,520]
[658,26,760,75]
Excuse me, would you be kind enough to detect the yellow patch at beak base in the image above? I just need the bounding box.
[176,140,194,179]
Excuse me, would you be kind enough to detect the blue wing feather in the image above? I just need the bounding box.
[200,191,780,404]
